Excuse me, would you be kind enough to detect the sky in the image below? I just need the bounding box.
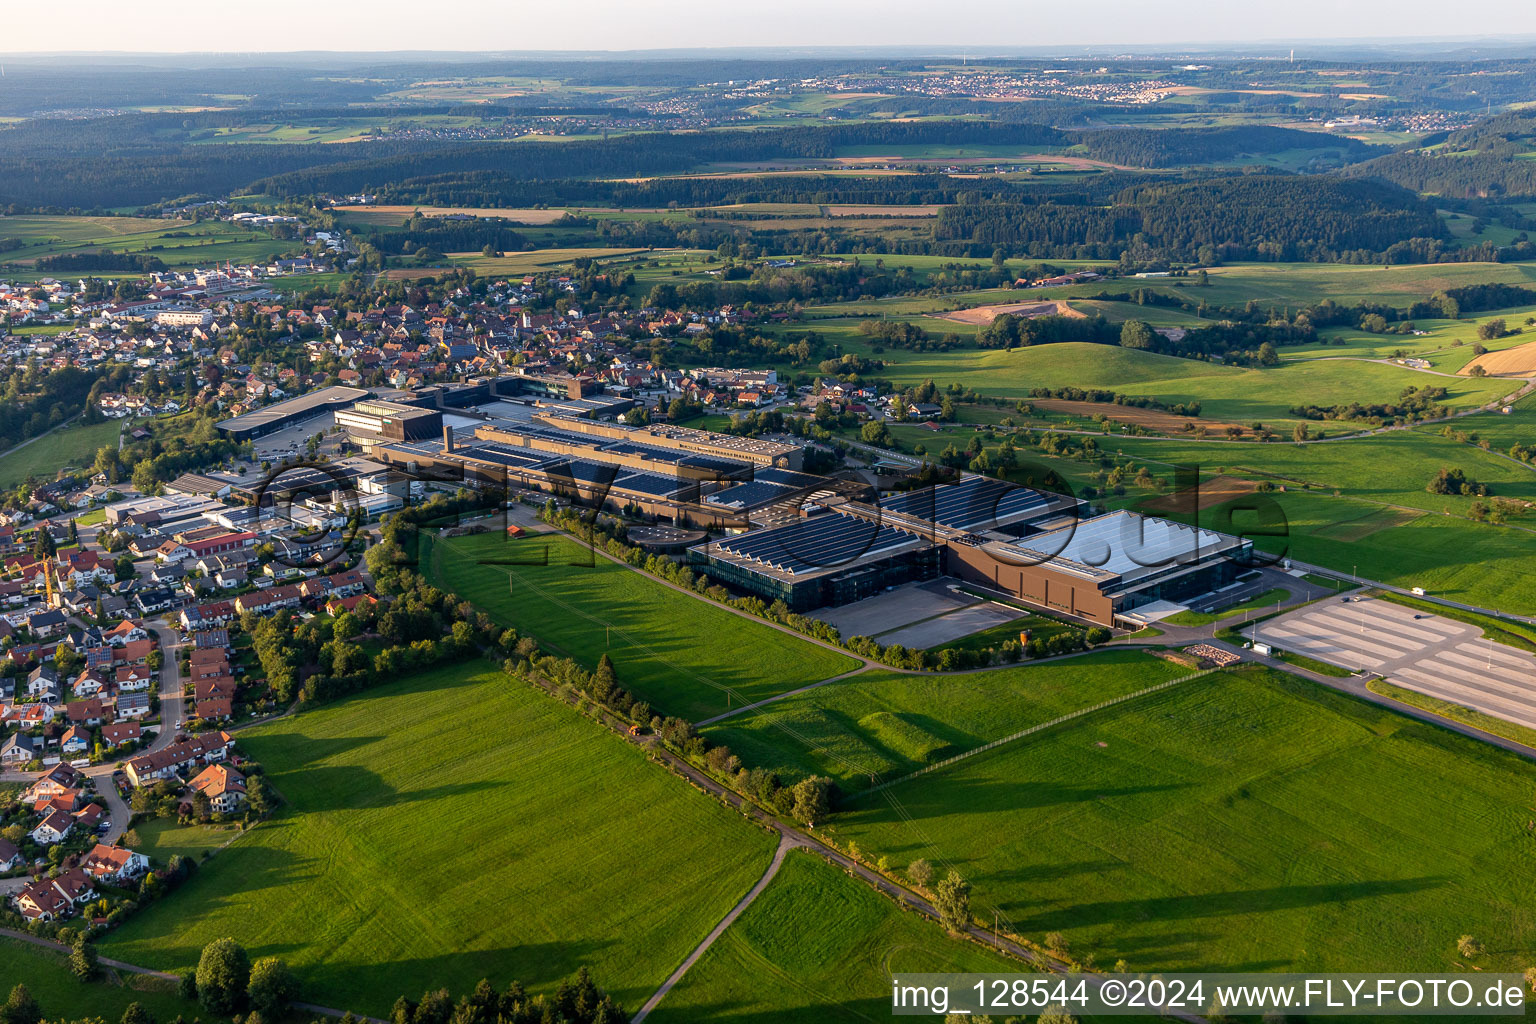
[7,0,1536,54]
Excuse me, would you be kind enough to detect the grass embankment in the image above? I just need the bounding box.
[1366,677,1536,752]
[1162,587,1291,627]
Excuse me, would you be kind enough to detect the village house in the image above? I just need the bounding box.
[0,733,37,765]
[123,730,234,787]
[30,807,74,844]
[13,868,96,922]
[101,721,142,748]
[66,697,108,725]
[23,763,82,803]
[115,693,151,719]
[60,725,91,756]
[81,843,150,885]
[184,762,246,814]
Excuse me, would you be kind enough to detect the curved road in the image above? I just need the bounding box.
[1,620,187,840]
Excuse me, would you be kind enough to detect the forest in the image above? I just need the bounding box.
[1075,125,1383,168]
[934,175,1446,261]
[1344,111,1536,198]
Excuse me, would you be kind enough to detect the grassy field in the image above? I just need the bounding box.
[647,850,1021,1024]
[1188,489,1536,615]
[0,213,296,273]
[101,661,777,1017]
[1286,308,1536,368]
[0,417,121,489]
[894,413,1535,516]
[1190,261,1536,309]
[0,938,209,1023]
[1367,678,1536,751]
[424,531,858,722]
[702,649,1186,793]
[828,667,1536,973]
[130,815,244,861]
[770,327,1520,424]
[893,423,1536,615]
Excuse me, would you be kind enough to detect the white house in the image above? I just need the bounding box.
[82,843,150,885]
[30,808,74,845]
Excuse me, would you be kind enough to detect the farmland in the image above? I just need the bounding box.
[0,213,297,275]
[1462,337,1536,377]
[646,850,1021,1024]
[424,531,858,720]
[702,649,1188,793]
[1184,261,1536,308]
[827,667,1536,973]
[787,331,1520,424]
[100,660,777,1017]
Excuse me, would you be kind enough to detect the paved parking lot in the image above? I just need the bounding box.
[813,578,1026,648]
[877,600,1022,649]
[814,579,975,637]
[1252,597,1536,729]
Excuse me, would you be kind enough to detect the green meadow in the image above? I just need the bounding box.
[786,331,1519,425]
[0,418,122,490]
[647,850,1022,1024]
[703,650,1186,793]
[0,213,296,273]
[101,661,776,1018]
[0,939,208,1024]
[830,667,1536,974]
[425,531,858,720]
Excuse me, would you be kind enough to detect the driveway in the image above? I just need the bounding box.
[83,764,131,844]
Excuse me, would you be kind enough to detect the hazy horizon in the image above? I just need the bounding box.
[7,0,1536,55]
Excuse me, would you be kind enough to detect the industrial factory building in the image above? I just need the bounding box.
[687,477,1252,626]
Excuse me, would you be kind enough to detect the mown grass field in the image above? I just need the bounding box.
[703,650,1186,793]
[0,417,121,489]
[1286,308,1536,370]
[101,661,776,1017]
[0,939,209,1023]
[131,815,243,861]
[425,531,858,720]
[829,667,1536,973]
[647,850,1021,1024]
[1098,428,1536,515]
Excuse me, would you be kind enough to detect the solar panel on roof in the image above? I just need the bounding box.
[714,511,918,576]
[704,480,796,508]
[754,467,821,488]
[883,477,1048,531]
